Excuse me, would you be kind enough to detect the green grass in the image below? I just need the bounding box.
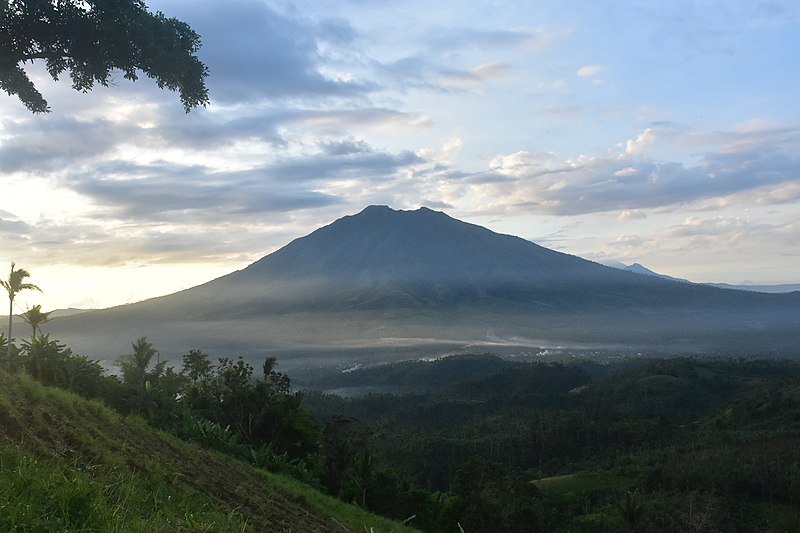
[0,370,418,532]
[262,470,419,532]
[531,472,631,501]
[0,446,249,532]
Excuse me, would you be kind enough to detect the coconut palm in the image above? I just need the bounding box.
[617,489,645,532]
[22,304,50,338]
[1,263,41,368]
[118,337,160,410]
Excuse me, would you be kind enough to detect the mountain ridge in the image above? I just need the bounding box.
[45,206,800,365]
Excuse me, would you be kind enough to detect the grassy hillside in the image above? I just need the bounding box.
[0,369,417,532]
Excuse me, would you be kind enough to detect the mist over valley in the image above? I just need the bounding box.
[41,206,800,375]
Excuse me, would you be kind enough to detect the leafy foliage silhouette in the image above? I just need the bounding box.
[1,0,209,112]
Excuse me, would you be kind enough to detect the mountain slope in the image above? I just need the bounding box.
[47,206,800,363]
[0,369,415,532]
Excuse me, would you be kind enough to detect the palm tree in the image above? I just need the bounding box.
[118,337,159,410]
[133,337,158,394]
[617,489,645,532]
[351,448,374,507]
[22,304,50,338]
[1,263,41,368]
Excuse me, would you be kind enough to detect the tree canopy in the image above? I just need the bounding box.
[0,0,209,113]
[1,262,40,367]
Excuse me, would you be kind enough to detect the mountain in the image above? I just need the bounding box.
[614,262,799,294]
[622,263,691,284]
[47,206,800,367]
[47,307,93,318]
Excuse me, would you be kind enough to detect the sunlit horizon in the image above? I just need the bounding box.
[2,1,798,311]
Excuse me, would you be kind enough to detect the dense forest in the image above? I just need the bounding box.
[301,354,800,531]
[2,327,800,531]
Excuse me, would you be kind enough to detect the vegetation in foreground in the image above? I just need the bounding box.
[0,341,416,532]
[3,315,800,532]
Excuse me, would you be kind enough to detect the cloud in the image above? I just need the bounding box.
[623,128,656,156]
[55,141,424,226]
[577,65,604,77]
[647,215,798,258]
[290,108,433,133]
[369,25,540,92]
[318,138,372,156]
[0,215,282,268]
[614,167,639,177]
[618,210,648,222]
[427,27,537,51]
[155,0,374,105]
[0,116,129,172]
[472,62,512,79]
[0,215,32,237]
[752,181,800,205]
[440,62,512,86]
[456,123,800,216]
[417,137,464,164]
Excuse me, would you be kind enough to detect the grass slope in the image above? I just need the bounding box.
[0,370,417,532]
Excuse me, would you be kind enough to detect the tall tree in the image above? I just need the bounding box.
[0,0,209,113]
[22,304,50,338]
[182,348,211,382]
[1,263,41,368]
[117,336,159,411]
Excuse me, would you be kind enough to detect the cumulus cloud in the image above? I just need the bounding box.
[417,137,464,164]
[457,124,800,216]
[646,215,798,261]
[623,128,656,156]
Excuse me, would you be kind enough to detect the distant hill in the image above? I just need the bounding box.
[0,369,415,532]
[46,206,800,367]
[615,262,799,293]
[47,307,93,318]
[705,282,800,293]
[621,263,691,284]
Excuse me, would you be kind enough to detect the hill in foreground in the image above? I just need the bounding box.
[0,369,416,532]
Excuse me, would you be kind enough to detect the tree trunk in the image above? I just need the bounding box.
[6,296,12,370]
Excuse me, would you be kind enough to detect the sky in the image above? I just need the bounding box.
[1,0,799,312]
